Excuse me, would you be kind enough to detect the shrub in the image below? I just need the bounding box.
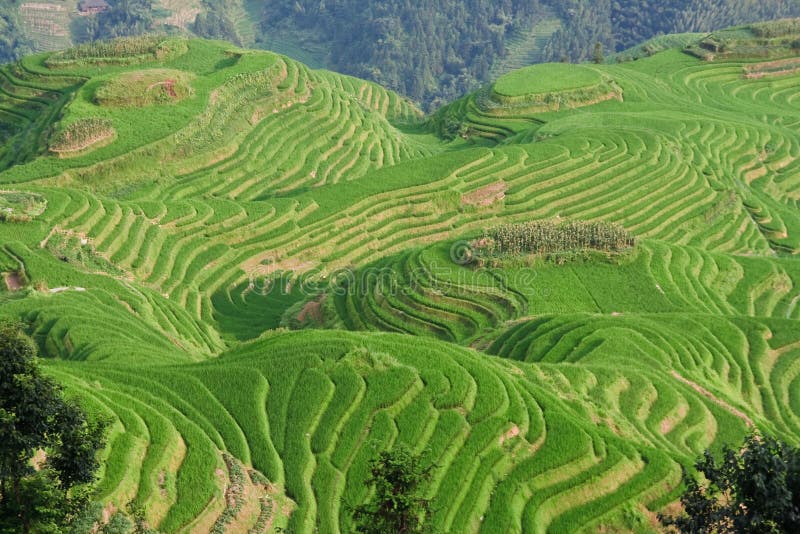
[49,118,115,155]
[352,445,433,534]
[0,191,46,222]
[210,453,246,533]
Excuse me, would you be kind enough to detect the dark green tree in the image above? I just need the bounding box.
[93,0,153,40]
[353,445,433,534]
[593,42,604,64]
[0,1,33,64]
[0,322,107,533]
[192,0,241,46]
[661,433,800,533]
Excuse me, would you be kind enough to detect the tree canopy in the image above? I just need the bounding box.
[0,322,106,533]
[0,1,32,64]
[259,0,543,109]
[353,445,433,533]
[92,0,154,40]
[662,433,800,533]
[192,0,241,46]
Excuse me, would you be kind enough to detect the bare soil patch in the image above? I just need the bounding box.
[4,271,24,291]
[297,298,323,324]
[146,79,178,98]
[744,57,800,79]
[659,403,688,434]
[462,181,507,207]
[499,424,520,445]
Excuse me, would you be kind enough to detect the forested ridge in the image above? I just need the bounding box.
[261,0,543,108]
[544,0,800,63]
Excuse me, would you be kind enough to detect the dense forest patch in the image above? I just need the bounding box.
[4,1,800,107]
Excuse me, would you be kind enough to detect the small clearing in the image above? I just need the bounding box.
[297,299,323,324]
[4,271,24,291]
[499,424,520,445]
[462,181,507,207]
[147,79,178,98]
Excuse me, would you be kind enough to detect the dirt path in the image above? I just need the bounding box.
[671,371,754,427]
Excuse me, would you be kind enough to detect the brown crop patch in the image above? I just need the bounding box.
[462,181,507,207]
[4,271,24,291]
[744,57,800,79]
[297,299,324,324]
[95,69,194,108]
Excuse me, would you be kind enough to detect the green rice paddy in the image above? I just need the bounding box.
[493,63,602,97]
[1,22,800,531]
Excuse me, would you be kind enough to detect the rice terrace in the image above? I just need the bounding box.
[3,10,800,534]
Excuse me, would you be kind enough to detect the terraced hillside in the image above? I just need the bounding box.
[489,10,562,79]
[2,20,800,532]
[18,1,73,52]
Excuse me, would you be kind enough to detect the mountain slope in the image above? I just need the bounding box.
[1,21,800,531]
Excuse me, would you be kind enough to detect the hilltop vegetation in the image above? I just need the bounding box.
[2,17,800,532]
[94,69,194,107]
